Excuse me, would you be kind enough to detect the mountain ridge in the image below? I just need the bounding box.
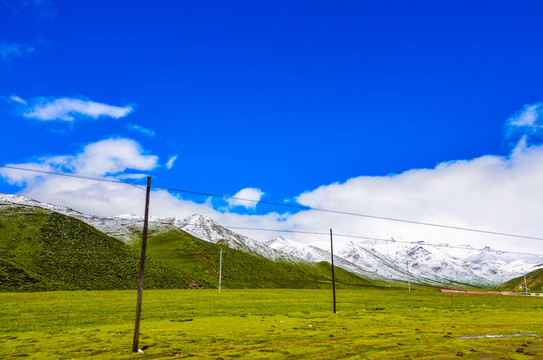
[0,196,374,291]
[2,193,541,287]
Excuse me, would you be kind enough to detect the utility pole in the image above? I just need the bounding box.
[132,176,151,353]
[407,261,411,292]
[330,229,336,314]
[219,248,223,294]
[524,274,529,295]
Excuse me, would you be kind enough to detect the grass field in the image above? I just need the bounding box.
[2,287,543,359]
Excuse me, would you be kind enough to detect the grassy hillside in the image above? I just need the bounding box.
[135,229,373,289]
[496,267,543,292]
[0,203,188,291]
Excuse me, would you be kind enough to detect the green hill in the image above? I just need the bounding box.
[0,202,187,291]
[496,268,543,292]
[135,229,373,289]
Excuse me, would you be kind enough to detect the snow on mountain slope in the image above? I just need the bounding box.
[339,241,490,286]
[264,234,543,286]
[265,236,385,280]
[0,193,172,243]
[175,215,304,262]
[265,236,325,262]
[338,240,543,286]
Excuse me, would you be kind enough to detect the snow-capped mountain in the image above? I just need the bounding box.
[341,240,543,286]
[265,236,504,286]
[265,236,386,280]
[176,215,302,262]
[338,241,493,286]
[0,193,171,244]
[2,192,542,287]
[0,194,303,262]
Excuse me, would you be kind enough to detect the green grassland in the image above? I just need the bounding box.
[2,201,543,358]
[2,288,543,359]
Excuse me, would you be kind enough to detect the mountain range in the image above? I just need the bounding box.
[2,193,542,288]
[0,193,371,290]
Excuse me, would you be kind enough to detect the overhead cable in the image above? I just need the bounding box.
[2,164,543,242]
[0,165,145,189]
[224,226,543,258]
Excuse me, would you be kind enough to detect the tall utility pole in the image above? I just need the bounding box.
[524,274,529,295]
[219,248,223,294]
[132,176,151,353]
[330,229,336,314]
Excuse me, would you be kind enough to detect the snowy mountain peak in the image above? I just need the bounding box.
[266,236,330,261]
[182,213,216,225]
[175,214,233,244]
[176,215,306,263]
[266,236,301,249]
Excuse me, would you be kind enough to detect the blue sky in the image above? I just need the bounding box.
[2,0,543,251]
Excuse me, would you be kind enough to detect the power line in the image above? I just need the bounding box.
[2,209,537,257]
[221,226,543,258]
[2,164,543,242]
[0,208,534,257]
[1,207,542,262]
[0,165,145,190]
[2,219,542,259]
[155,186,543,241]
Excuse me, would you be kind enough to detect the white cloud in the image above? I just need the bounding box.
[165,155,178,170]
[21,97,133,121]
[286,146,543,252]
[506,102,543,146]
[0,138,161,216]
[0,40,34,61]
[1,138,158,182]
[10,95,27,105]
[508,103,541,127]
[73,138,158,176]
[127,124,155,137]
[227,188,264,209]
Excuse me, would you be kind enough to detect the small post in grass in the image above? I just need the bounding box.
[132,176,151,353]
[64,303,71,331]
[330,228,336,314]
[219,248,223,294]
[407,261,411,292]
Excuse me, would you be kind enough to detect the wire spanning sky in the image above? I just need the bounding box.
[1,0,543,252]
